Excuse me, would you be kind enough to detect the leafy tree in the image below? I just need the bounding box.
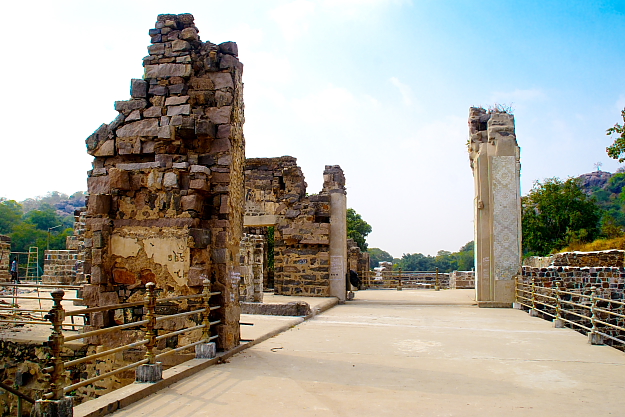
[606,109,625,162]
[23,203,66,231]
[397,253,435,271]
[347,208,372,251]
[367,247,393,269]
[455,241,475,271]
[522,178,602,256]
[0,199,22,234]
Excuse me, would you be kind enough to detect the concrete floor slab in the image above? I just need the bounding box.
[102,289,625,416]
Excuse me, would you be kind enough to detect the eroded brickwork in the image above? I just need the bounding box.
[42,250,80,284]
[83,13,244,349]
[244,158,347,297]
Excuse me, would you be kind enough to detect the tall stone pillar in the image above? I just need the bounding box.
[325,166,347,301]
[468,108,521,307]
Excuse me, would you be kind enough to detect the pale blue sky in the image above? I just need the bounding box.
[1,0,624,257]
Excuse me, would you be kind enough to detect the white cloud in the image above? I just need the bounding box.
[269,0,316,40]
[390,77,414,106]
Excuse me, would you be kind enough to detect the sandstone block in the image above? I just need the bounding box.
[109,168,130,190]
[93,139,116,157]
[158,125,172,138]
[188,266,208,286]
[180,27,199,41]
[219,54,239,70]
[88,175,111,194]
[215,91,233,107]
[168,83,188,95]
[131,79,148,98]
[210,138,231,153]
[115,99,148,114]
[190,165,211,175]
[189,178,209,191]
[117,137,142,155]
[189,228,211,249]
[149,85,168,96]
[211,171,230,183]
[207,73,234,90]
[116,119,159,137]
[218,41,238,56]
[126,109,142,122]
[216,124,231,138]
[166,104,191,116]
[144,63,192,78]
[163,172,179,188]
[165,96,189,106]
[181,194,202,212]
[86,123,109,154]
[171,39,190,52]
[143,106,162,118]
[195,119,215,137]
[88,194,111,215]
[205,106,231,124]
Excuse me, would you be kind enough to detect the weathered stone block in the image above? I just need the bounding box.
[115,99,148,114]
[88,175,111,194]
[163,172,179,188]
[93,139,116,157]
[190,165,211,175]
[109,168,130,190]
[188,266,208,286]
[165,96,189,106]
[180,27,199,41]
[219,54,239,70]
[171,39,190,52]
[205,106,231,124]
[144,63,192,78]
[167,104,191,116]
[181,194,202,212]
[216,124,231,138]
[218,41,238,56]
[113,269,137,285]
[207,73,234,90]
[189,178,210,191]
[99,291,119,306]
[143,106,163,118]
[131,79,148,98]
[209,138,231,154]
[88,194,111,215]
[195,119,215,137]
[189,228,211,249]
[116,119,160,137]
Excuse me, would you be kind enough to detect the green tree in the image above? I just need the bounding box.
[347,208,372,251]
[397,253,435,271]
[606,109,625,162]
[23,203,65,230]
[367,247,393,269]
[0,198,22,234]
[455,241,474,271]
[522,178,602,256]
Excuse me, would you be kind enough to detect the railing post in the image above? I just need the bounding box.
[588,286,604,345]
[512,276,522,309]
[529,278,539,317]
[136,282,162,382]
[397,268,402,291]
[32,289,73,417]
[553,281,564,328]
[435,267,440,291]
[196,278,216,359]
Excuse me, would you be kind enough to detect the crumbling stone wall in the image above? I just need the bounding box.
[83,13,244,350]
[347,239,369,286]
[244,158,347,297]
[238,234,264,302]
[0,235,10,281]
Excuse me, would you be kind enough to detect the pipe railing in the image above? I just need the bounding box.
[515,277,625,349]
[40,281,222,401]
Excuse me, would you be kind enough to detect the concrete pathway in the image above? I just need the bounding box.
[110,289,625,416]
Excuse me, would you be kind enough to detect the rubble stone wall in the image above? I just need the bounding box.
[238,234,264,302]
[0,235,10,281]
[449,270,475,289]
[42,250,80,284]
[83,13,244,350]
[244,158,346,296]
[347,239,369,283]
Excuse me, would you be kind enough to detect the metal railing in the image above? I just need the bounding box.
[0,282,84,329]
[362,268,445,290]
[41,281,222,401]
[515,278,625,349]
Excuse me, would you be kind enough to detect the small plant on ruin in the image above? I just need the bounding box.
[487,103,514,114]
[606,108,625,162]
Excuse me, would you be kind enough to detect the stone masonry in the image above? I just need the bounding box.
[0,235,10,281]
[41,250,80,284]
[347,238,369,285]
[238,234,265,302]
[83,13,245,350]
[244,157,348,299]
[468,107,521,307]
[449,270,475,289]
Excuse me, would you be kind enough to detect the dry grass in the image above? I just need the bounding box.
[561,236,625,252]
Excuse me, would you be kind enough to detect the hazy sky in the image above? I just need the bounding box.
[1,0,624,258]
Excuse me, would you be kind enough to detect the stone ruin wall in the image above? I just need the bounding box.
[0,235,10,281]
[522,250,625,299]
[238,234,265,302]
[347,238,369,284]
[83,13,244,350]
[449,270,475,289]
[244,157,346,297]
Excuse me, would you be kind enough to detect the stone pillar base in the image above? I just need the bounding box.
[553,319,564,328]
[195,342,217,359]
[512,302,523,309]
[529,309,540,317]
[31,397,73,417]
[136,362,163,383]
[588,332,604,345]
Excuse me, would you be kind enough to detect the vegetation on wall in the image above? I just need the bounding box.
[347,208,372,251]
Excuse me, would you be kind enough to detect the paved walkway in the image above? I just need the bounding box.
[110,289,625,416]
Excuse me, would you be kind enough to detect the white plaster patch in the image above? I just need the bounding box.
[143,236,190,286]
[110,235,141,258]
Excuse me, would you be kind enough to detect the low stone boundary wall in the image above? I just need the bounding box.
[42,250,80,284]
[449,271,475,289]
[240,301,311,316]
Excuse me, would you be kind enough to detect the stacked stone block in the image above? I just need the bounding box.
[347,239,369,285]
[42,250,80,284]
[244,158,347,297]
[0,235,10,281]
[238,234,264,302]
[83,13,245,350]
[449,271,475,289]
